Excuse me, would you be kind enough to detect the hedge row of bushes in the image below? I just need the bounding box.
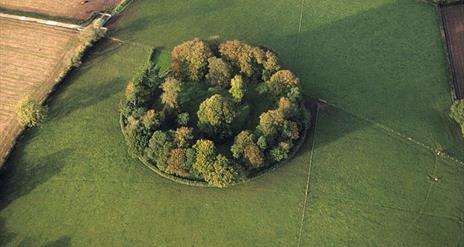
[120,38,310,187]
[450,100,464,137]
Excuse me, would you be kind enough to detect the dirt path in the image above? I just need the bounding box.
[0,12,112,30]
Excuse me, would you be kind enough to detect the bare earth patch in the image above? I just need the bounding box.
[441,4,464,99]
[0,0,122,21]
[0,18,79,162]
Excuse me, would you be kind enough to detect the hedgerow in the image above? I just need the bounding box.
[450,100,464,137]
[120,38,311,187]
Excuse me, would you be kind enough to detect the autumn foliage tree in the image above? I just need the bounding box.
[161,78,183,109]
[197,94,237,138]
[171,38,213,81]
[206,57,233,87]
[266,70,299,96]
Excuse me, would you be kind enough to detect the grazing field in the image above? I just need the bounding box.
[0,0,121,21]
[1,0,463,246]
[441,3,464,99]
[0,17,79,164]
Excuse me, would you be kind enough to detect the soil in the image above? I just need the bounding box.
[0,0,122,21]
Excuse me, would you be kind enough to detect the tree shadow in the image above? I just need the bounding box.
[294,100,370,161]
[46,76,124,121]
[0,149,72,211]
[42,236,71,247]
[80,38,127,68]
[0,217,16,247]
[109,0,236,39]
[42,35,133,121]
[287,1,464,157]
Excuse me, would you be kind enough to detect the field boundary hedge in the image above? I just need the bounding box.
[120,102,315,188]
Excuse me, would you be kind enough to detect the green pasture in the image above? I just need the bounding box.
[1,0,463,246]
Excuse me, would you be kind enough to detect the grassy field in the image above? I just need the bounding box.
[1,0,463,246]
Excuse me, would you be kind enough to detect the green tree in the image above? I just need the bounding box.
[124,116,150,158]
[230,130,255,159]
[282,120,300,140]
[257,136,267,150]
[257,109,284,142]
[161,78,183,109]
[207,154,237,187]
[193,140,237,187]
[146,131,174,171]
[286,86,301,102]
[205,57,233,87]
[16,97,47,127]
[197,94,237,138]
[266,70,299,96]
[192,139,217,175]
[171,38,213,81]
[125,63,162,106]
[229,75,246,102]
[176,112,190,126]
[269,141,292,162]
[450,100,464,137]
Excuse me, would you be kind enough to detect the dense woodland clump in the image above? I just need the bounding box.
[120,38,310,187]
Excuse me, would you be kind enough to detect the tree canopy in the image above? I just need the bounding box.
[121,38,310,187]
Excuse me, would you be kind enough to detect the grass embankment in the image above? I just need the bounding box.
[1,0,463,246]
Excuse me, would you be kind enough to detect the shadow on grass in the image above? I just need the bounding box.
[0,149,72,211]
[293,100,371,162]
[288,2,464,159]
[47,76,124,121]
[80,38,127,67]
[0,217,16,246]
[42,236,71,247]
[109,0,236,41]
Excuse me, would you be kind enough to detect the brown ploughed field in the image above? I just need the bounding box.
[441,4,464,99]
[0,17,79,163]
[0,0,122,21]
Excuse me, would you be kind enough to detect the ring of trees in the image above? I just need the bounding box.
[120,37,311,187]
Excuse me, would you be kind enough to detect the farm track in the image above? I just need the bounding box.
[441,4,464,99]
[0,17,79,164]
